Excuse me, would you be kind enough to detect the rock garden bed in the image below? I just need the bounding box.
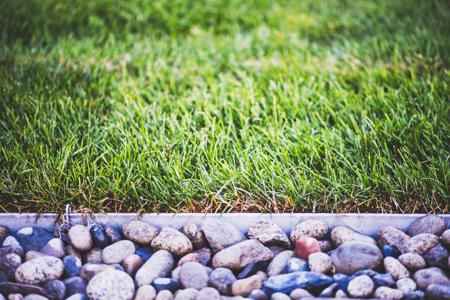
[0,214,449,300]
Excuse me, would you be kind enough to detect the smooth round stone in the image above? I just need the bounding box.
[151,227,193,257]
[23,295,48,300]
[408,215,445,236]
[237,260,269,279]
[425,283,450,300]
[43,280,66,300]
[8,294,23,300]
[441,229,450,248]
[406,233,439,255]
[134,285,157,300]
[377,226,410,254]
[104,225,122,243]
[179,262,208,290]
[331,242,383,275]
[68,225,93,252]
[267,250,294,277]
[398,253,426,271]
[423,243,449,269]
[122,254,143,276]
[0,225,9,244]
[122,220,159,244]
[0,244,24,257]
[156,290,173,300]
[197,287,220,300]
[86,269,134,300]
[263,272,334,295]
[373,272,396,287]
[413,267,450,289]
[308,252,332,274]
[331,226,376,246]
[294,237,320,260]
[24,250,45,261]
[289,288,313,300]
[177,253,199,267]
[374,287,403,299]
[15,227,53,252]
[180,222,206,249]
[63,276,87,296]
[286,257,308,273]
[40,238,65,258]
[79,263,113,281]
[85,248,103,264]
[65,294,88,300]
[248,220,290,248]
[102,240,135,264]
[212,239,273,270]
[347,275,374,298]
[135,250,175,287]
[15,256,63,284]
[174,288,198,300]
[397,278,417,293]
[248,289,269,300]
[194,248,211,266]
[135,247,153,262]
[63,255,82,277]
[384,257,410,280]
[270,292,290,300]
[209,267,236,295]
[335,289,348,298]
[290,220,328,241]
[65,245,82,259]
[153,278,180,293]
[3,235,21,247]
[231,274,263,297]
[53,223,71,243]
[382,245,400,258]
[318,240,333,253]
[89,224,110,249]
[201,219,246,252]
[319,282,339,297]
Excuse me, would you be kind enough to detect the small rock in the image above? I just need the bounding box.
[102,240,135,264]
[403,290,425,300]
[319,282,339,297]
[294,237,320,260]
[122,220,159,245]
[104,225,123,243]
[331,242,383,274]
[308,252,332,274]
[373,272,396,287]
[267,250,294,277]
[65,245,82,259]
[382,245,400,258]
[0,253,21,277]
[413,267,450,289]
[201,219,246,252]
[23,295,48,300]
[43,280,66,300]
[248,220,290,248]
[122,254,143,275]
[377,226,410,253]
[286,258,308,273]
[173,288,198,300]
[237,260,269,279]
[89,224,110,249]
[270,292,290,300]
[347,275,374,298]
[155,290,173,300]
[331,226,376,246]
[406,233,439,255]
[384,257,410,280]
[135,250,175,287]
[423,243,449,269]
[24,251,45,261]
[212,239,273,270]
[68,225,93,252]
[197,287,220,300]
[231,274,263,297]
[398,253,426,271]
[334,289,348,298]
[177,253,199,267]
[79,263,113,281]
[65,293,88,300]
[53,223,70,243]
[397,277,417,293]
[194,248,211,266]
[63,276,87,296]
[289,288,313,300]
[151,227,193,256]
[180,222,206,249]
[425,283,450,300]
[134,285,157,300]
[263,271,334,295]
[318,240,333,253]
[40,238,65,258]
[441,229,450,248]
[290,220,328,241]
[208,267,236,295]
[15,227,53,252]
[0,282,46,297]
[408,215,445,236]
[2,235,20,247]
[0,245,24,257]
[86,269,134,300]
[85,248,103,264]
[374,287,403,299]
[248,289,269,300]
[8,294,23,300]
[179,262,208,290]
[15,256,63,284]
[135,247,153,262]
[153,278,180,293]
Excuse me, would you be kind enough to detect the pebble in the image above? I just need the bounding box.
[398,253,426,271]
[373,272,396,287]
[318,240,333,253]
[347,275,374,298]
[197,287,220,300]
[85,248,103,264]
[153,278,181,293]
[248,289,269,300]
[384,257,410,280]
[201,219,246,252]
[334,289,348,298]
[63,276,87,296]
[194,248,211,266]
[231,274,263,297]
[403,290,425,300]
[289,288,313,300]
[102,240,135,264]
[180,223,206,249]
[68,225,93,252]
[135,250,175,287]
[177,253,199,266]
[373,286,403,299]
[423,243,449,269]
[65,245,82,259]
[270,292,290,300]
[294,237,320,260]
[40,238,65,258]
[134,285,157,300]
[79,263,113,281]
[122,254,143,275]
[15,256,63,284]
[425,283,450,300]
[15,227,53,252]
[156,290,173,300]
[174,288,198,300]
[3,236,20,248]
[89,224,110,249]
[135,247,153,262]
[441,229,450,247]
[86,269,135,300]
[406,233,439,255]
[65,294,88,300]
[331,242,383,274]
[331,226,376,246]
[151,227,193,257]
[267,250,293,277]
[286,257,308,273]
[377,226,410,253]
[23,295,48,300]
[212,239,273,270]
[122,220,159,244]
[43,280,66,300]
[382,244,400,257]
[8,294,23,300]
[208,267,236,295]
[396,277,417,293]
[0,225,9,244]
[248,220,290,248]
[237,260,269,279]
[104,225,123,243]
[319,282,339,297]
[24,250,44,261]
[0,282,46,297]
[408,215,445,236]
[0,253,21,277]
[290,220,328,241]
[179,262,208,289]
[413,267,450,289]
[263,271,334,295]
[308,252,332,273]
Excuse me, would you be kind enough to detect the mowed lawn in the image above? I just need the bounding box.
[0,0,449,213]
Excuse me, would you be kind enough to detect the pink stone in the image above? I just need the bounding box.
[178,253,200,266]
[295,236,321,260]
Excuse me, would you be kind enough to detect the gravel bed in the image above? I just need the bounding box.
[0,215,449,299]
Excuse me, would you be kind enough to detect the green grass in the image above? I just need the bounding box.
[0,0,449,213]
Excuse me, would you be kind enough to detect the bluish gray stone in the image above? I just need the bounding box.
[262,271,334,295]
[63,276,87,297]
[286,258,308,273]
[153,277,181,293]
[15,227,53,252]
[63,255,82,277]
[43,280,66,300]
[90,224,110,249]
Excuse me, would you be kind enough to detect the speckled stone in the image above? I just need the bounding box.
[122,220,159,244]
[331,226,376,246]
[15,256,63,284]
[231,274,263,297]
[396,278,417,293]
[308,252,332,274]
[248,220,290,248]
[201,219,246,253]
[151,227,193,257]
[267,250,294,277]
[179,262,208,290]
[384,257,410,280]
[180,222,206,249]
[398,253,426,271]
[406,233,439,255]
[134,285,157,300]
[68,225,93,252]
[86,269,135,300]
[347,275,374,298]
[102,240,135,264]
[374,287,403,299]
[290,220,328,242]
[408,215,446,236]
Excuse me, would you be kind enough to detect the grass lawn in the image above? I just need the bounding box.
[0,0,449,213]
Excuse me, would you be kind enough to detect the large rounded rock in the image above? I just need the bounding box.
[197,287,220,300]
[423,243,449,269]
[180,222,206,249]
[40,238,65,258]
[134,285,157,300]
[43,280,66,300]
[89,224,110,249]
[267,250,294,277]
[294,236,320,260]
[290,220,328,241]
[441,229,450,248]
[86,269,135,300]
[212,240,273,270]
[201,219,245,252]
[208,267,236,295]
[377,226,410,254]
[248,220,290,248]
[384,257,409,280]
[68,225,93,252]
[231,274,263,297]
[406,233,439,255]
[331,226,376,246]
[396,278,417,293]
[262,271,334,295]
[135,250,175,287]
[80,263,115,281]
[15,256,63,284]
[122,220,159,244]
[425,283,450,300]
[102,240,135,264]
[374,287,403,299]
[398,253,426,272]
[347,275,374,298]
[331,242,383,275]
[408,215,445,236]
[0,253,21,277]
[63,276,87,296]
[413,267,450,290]
[122,254,143,276]
[151,227,193,256]
[179,262,208,290]
[85,248,103,264]
[308,252,332,274]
